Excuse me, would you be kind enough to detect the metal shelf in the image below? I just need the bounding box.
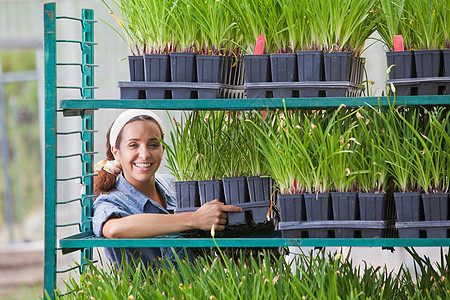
[60,95,450,111]
[60,231,450,252]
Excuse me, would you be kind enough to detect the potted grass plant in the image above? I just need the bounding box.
[162,112,201,213]
[139,0,173,88]
[377,0,416,79]
[244,108,306,236]
[221,112,250,226]
[353,107,395,237]
[226,0,275,89]
[327,110,360,227]
[101,0,147,81]
[375,107,422,225]
[267,0,298,97]
[405,0,445,78]
[442,0,450,75]
[194,111,226,205]
[306,0,378,82]
[166,0,199,97]
[190,0,239,94]
[242,112,276,223]
[291,0,324,83]
[398,108,449,237]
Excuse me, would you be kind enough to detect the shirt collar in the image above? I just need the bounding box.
[116,174,168,212]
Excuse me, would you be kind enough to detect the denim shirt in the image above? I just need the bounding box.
[93,173,190,268]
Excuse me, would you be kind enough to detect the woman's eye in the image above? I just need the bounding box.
[149,143,159,148]
[128,143,138,148]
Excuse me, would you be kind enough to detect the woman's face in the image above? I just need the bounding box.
[112,119,164,188]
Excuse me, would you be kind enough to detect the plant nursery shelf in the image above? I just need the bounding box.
[60,95,450,111]
[59,231,450,254]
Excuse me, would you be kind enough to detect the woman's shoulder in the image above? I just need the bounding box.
[93,189,124,207]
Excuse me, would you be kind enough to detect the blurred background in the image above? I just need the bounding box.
[0,0,446,299]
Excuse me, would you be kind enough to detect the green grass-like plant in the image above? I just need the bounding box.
[405,0,445,49]
[51,247,450,299]
[162,112,200,181]
[190,0,237,55]
[353,107,390,193]
[306,0,379,53]
[376,0,412,50]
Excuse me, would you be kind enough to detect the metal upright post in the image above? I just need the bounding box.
[80,8,96,268]
[43,2,57,298]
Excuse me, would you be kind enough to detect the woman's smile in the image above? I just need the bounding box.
[134,162,153,169]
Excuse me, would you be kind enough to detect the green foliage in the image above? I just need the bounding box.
[164,111,270,181]
[377,0,448,50]
[405,0,445,49]
[53,248,450,299]
[165,105,450,194]
[161,112,200,181]
[306,0,379,53]
[376,0,412,50]
[101,0,381,54]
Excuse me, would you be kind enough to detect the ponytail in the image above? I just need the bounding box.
[94,126,119,196]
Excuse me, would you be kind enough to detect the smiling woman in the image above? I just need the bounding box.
[92,109,242,268]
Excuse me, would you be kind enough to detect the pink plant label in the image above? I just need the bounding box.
[254,34,265,55]
[393,35,404,51]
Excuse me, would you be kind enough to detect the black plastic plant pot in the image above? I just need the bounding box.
[196,55,226,83]
[296,50,323,81]
[247,176,274,203]
[223,176,249,226]
[169,52,197,82]
[304,193,332,221]
[331,192,358,220]
[444,49,450,76]
[270,53,298,82]
[414,49,442,78]
[394,192,423,222]
[422,193,449,221]
[359,193,392,221]
[144,54,171,82]
[386,51,416,79]
[229,56,245,86]
[243,54,271,83]
[128,55,145,81]
[278,193,304,223]
[175,181,200,209]
[323,52,352,81]
[198,180,225,206]
[223,176,250,205]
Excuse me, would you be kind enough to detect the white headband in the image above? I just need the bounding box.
[109,109,165,148]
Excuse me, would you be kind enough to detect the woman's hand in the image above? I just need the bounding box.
[192,199,243,231]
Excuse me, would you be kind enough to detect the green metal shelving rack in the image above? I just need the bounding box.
[43,2,450,298]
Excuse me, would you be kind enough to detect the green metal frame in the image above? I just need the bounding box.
[44,3,57,298]
[44,3,97,298]
[44,2,450,299]
[60,95,450,111]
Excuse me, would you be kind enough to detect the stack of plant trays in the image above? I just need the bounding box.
[395,192,450,238]
[387,50,450,96]
[174,176,278,237]
[244,52,365,99]
[279,192,397,239]
[119,54,245,100]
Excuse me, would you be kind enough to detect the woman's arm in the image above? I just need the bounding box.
[102,200,243,238]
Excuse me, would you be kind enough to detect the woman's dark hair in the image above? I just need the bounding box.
[93,115,163,196]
